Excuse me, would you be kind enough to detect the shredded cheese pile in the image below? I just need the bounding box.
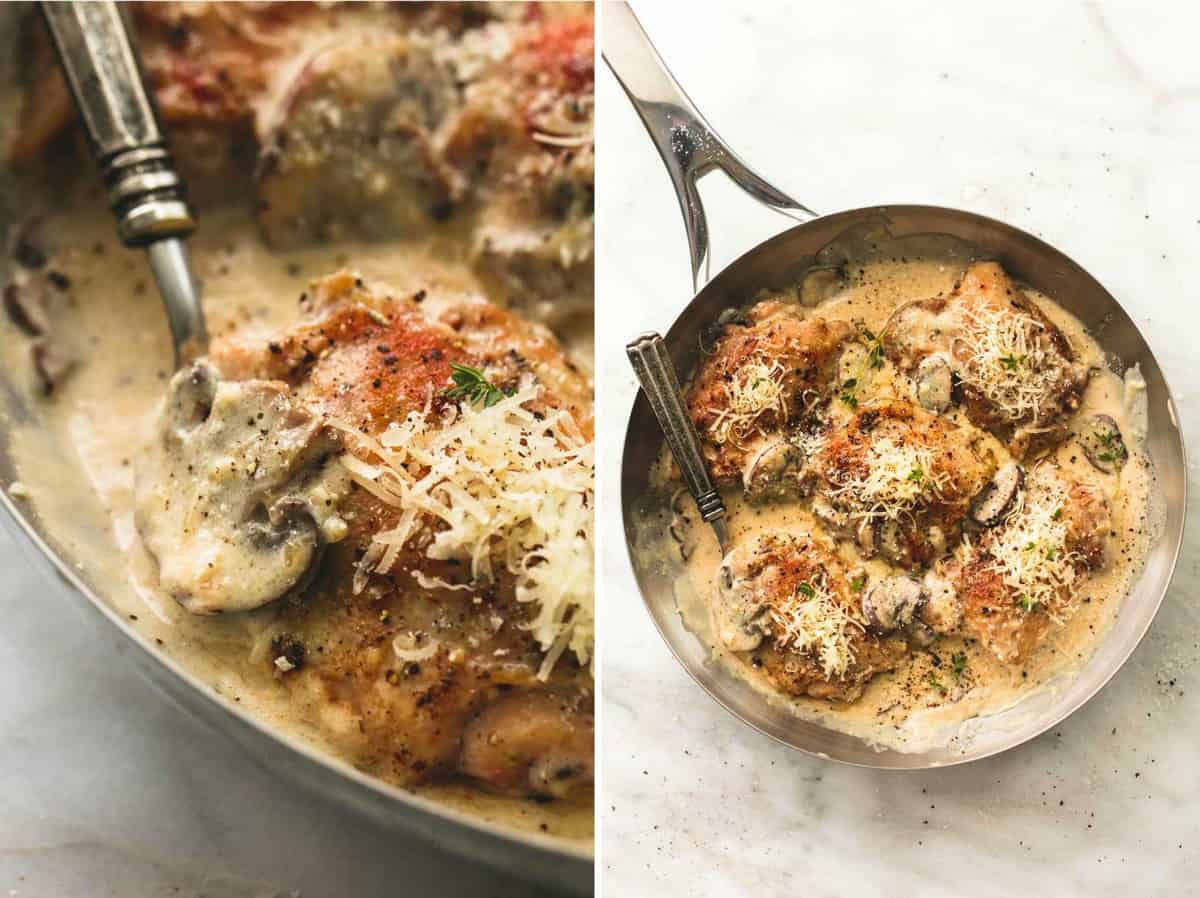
[768,573,864,679]
[824,437,949,522]
[956,304,1064,424]
[706,357,788,446]
[981,470,1078,619]
[334,378,593,679]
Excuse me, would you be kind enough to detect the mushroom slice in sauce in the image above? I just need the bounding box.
[742,438,806,502]
[135,362,347,614]
[1077,414,1128,474]
[914,354,954,413]
[861,576,925,634]
[714,548,771,652]
[970,463,1024,527]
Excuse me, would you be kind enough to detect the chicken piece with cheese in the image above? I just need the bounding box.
[443,13,595,328]
[928,463,1109,664]
[881,261,1090,456]
[806,400,995,569]
[716,532,906,702]
[687,299,852,487]
[138,271,594,799]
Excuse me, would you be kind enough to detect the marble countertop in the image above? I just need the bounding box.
[599,1,1200,895]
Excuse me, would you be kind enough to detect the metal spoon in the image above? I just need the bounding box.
[41,0,206,365]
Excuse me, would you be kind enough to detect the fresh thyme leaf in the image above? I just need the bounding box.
[1044,546,1057,561]
[1097,451,1115,463]
[907,467,924,483]
[999,354,1019,371]
[842,378,858,390]
[1017,595,1039,612]
[928,671,947,693]
[850,573,867,592]
[951,652,968,679]
[443,363,514,407]
[840,392,858,409]
[797,582,816,598]
[868,342,884,369]
[1052,507,1063,521]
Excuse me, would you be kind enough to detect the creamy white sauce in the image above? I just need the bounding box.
[658,256,1160,755]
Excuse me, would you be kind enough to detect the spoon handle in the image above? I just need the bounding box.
[626,333,729,547]
[41,1,207,363]
[40,1,194,248]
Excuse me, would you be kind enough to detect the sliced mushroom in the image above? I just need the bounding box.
[135,366,346,614]
[742,438,805,502]
[1077,414,1128,474]
[31,338,76,395]
[855,516,877,558]
[920,570,962,634]
[878,518,908,566]
[714,548,771,652]
[812,495,847,530]
[861,576,925,634]
[915,355,953,413]
[799,264,846,307]
[971,463,1023,527]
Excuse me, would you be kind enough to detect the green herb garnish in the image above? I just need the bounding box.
[1052,507,1063,521]
[798,582,816,598]
[907,467,924,483]
[840,392,859,409]
[842,378,858,390]
[951,652,968,680]
[928,671,947,694]
[1017,595,1040,613]
[444,363,514,408]
[998,354,1026,371]
[850,573,867,592]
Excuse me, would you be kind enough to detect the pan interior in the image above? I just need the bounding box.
[621,204,1186,768]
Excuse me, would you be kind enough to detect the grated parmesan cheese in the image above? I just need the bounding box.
[768,573,864,679]
[332,377,593,679]
[980,468,1078,619]
[824,436,949,522]
[706,357,788,446]
[955,303,1064,424]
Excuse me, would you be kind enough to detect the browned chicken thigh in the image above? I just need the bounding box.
[807,400,995,569]
[687,299,852,484]
[715,532,906,702]
[139,272,593,799]
[882,261,1090,456]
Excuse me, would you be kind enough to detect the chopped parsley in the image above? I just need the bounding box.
[927,671,948,694]
[840,391,859,409]
[998,353,1026,371]
[444,363,514,408]
[907,467,924,483]
[951,652,968,680]
[1017,594,1040,613]
[797,582,816,598]
[1051,507,1063,521]
[850,573,867,592]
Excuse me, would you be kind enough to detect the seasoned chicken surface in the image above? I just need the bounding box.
[882,261,1090,456]
[943,464,1110,664]
[716,533,906,702]
[807,400,995,569]
[687,299,852,483]
[178,271,594,798]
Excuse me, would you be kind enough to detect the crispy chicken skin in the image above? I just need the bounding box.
[809,400,995,568]
[687,300,852,482]
[719,533,906,703]
[208,272,593,798]
[882,261,1090,455]
[946,465,1110,664]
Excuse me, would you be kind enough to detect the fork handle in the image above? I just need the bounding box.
[41,1,194,247]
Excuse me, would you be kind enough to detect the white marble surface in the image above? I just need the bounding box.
[598,1,1200,895]
[0,525,570,897]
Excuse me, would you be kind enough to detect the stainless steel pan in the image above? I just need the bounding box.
[606,4,1187,768]
[0,5,589,891]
